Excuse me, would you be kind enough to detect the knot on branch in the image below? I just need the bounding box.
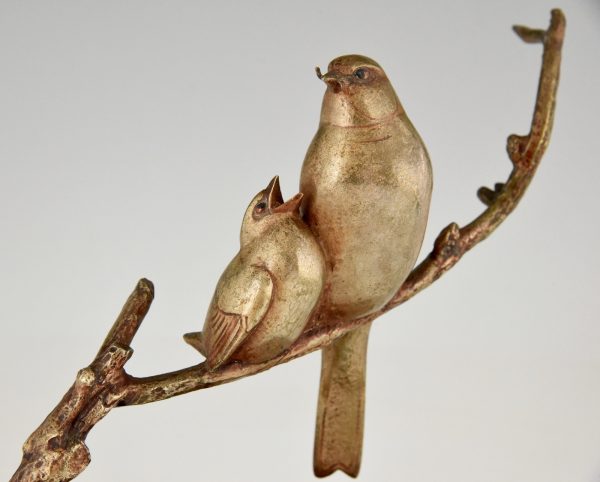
[12,439,91,482]
[477,182,506,207]
[432,223,461,267]
[76,368,96,387]
[507,133,531,169]
[96,343,133,373]
[63,442,91,479]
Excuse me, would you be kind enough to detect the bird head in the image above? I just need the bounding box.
[316,55,402,127]
[240,176,304,246]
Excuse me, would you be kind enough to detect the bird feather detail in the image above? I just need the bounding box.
[203,261,273,368]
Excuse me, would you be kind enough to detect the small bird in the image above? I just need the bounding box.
[301,55,433,477]
[185,176,325,369]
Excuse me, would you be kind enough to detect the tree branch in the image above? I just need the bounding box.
[10,9,565,482]
[10,280,153,482]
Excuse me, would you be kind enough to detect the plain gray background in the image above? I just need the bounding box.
[1,1,599,481]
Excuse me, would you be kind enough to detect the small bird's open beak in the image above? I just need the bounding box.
[272,192,304,216]
[263,176,303,215]
[265,176,284,210]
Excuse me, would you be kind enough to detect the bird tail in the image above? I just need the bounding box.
[314,324,370,478]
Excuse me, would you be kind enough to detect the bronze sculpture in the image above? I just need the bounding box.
[302,55,432,477]
[9,9,565,482]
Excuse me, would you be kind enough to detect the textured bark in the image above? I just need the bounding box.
[10,9,565,482]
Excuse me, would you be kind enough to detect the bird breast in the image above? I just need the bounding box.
[300,114,432,321]
[229,218,326,362]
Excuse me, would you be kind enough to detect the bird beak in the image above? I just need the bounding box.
[272,192,304,216]
[264,175,284,210]
[319,69,342,94]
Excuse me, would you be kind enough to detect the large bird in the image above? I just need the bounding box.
[301,55,433,477]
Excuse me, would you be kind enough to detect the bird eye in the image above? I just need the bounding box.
[353,68,369,80]
[254,202,267,213]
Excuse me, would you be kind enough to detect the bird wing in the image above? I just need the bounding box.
[204,260,274,368]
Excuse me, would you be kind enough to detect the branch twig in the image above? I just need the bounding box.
[10,9,565,482]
